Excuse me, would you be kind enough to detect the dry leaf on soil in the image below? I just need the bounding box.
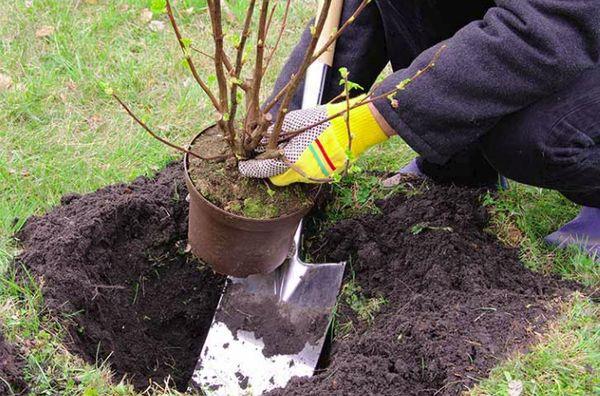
[148,20,165,32]
[508,380,523,396]
[139,8,153,24]
[35,25,55,38]
[86,114,104,130]
[0,73,13,91]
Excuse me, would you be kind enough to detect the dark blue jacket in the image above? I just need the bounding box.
[269,0,600,164]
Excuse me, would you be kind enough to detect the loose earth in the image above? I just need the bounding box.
[14,165,576,395]
[270,179,575,395]
[0,330,26,395]
[16,163,224,391]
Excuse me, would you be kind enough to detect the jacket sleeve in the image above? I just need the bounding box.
[264,0,388,114]
[373,0,600,164]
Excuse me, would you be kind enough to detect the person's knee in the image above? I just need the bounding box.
[481,117,554,187]
[483,68,600,187]
[482,96,600,194]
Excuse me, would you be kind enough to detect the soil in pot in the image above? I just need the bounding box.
[187,125,314,219]
[0,330,27,395]
[269,181,577,395]
[15,163,224,391]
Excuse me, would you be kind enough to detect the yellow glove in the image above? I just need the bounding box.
[238,95,389,186]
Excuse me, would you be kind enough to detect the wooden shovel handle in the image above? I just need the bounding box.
[315,0,344,66]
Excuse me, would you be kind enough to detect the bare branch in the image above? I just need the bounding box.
[264,0,333,150]
[263,0,291,75]
[165,0,221,111]
[262,0,368,115]
[278,45,447,140]
[280,154,333,183]
[341,72,352,177]
[190,46,215,61]
[114,95,228,161]
[191,46,235,76]
[246,0,271,131]
[228,0,257,137]
[265,0,278,37]
[207,0,233,144]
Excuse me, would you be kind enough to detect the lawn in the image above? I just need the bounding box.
[0,1,598,395]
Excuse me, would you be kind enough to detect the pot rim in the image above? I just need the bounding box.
[184,126,317,224]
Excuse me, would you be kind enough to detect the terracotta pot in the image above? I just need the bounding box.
[184,130,312,277]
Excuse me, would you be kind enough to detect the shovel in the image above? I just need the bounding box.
[189,1,346,394]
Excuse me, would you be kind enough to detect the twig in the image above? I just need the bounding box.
[264,0,278,37]
[165,0,221,112]
[190,46,234,75]
[262,0,370,116]
[265,0,333,150]
[341,71,352,176]
[228,0,257,139]
[246,0,271,132]
[207,0,233,144]
[114,95,228,161]
[279,45,447,139]
[263,0,291,75]
[280,154,333,183]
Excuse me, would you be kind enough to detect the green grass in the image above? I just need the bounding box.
[0,1,598,395]
[0,1,309,394]
[483,185,599,287]
[471,293,599,396]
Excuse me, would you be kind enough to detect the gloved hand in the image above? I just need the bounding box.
[238,95,389,186]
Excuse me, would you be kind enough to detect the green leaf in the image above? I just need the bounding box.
[228,33,241,48]
[338,67,349,79]
[410,223,428,235]
[410,222,453,235]
[347,81,364,92]
[207,74,217,85]
[149,0,166,14]
[345,149,355,162]
[229,76,242,85]
[83,388,99,396]
[348,164,363,175]
[98,81,113,96]
[396,78,412,90]
[181,37,192,49]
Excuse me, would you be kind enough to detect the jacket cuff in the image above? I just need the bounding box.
[372,96,449,165]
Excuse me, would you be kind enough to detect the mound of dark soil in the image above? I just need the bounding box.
[0,331,26,395]
[16,163,224,391]
[14,162,575,395]
[273,182,575,396]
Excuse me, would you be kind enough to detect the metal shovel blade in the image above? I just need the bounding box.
[189,223,345,395]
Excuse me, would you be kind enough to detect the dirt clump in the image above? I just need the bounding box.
[188,126,314,219]
[0,331,26,395]
[273,182,576,396]
[216,282,330,358]
[16,163,224,391]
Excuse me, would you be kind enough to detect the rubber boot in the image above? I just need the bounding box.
[382,158,425,188]
[545,206,600,260]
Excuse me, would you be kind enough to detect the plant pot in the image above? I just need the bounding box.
[184,130,312,278]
